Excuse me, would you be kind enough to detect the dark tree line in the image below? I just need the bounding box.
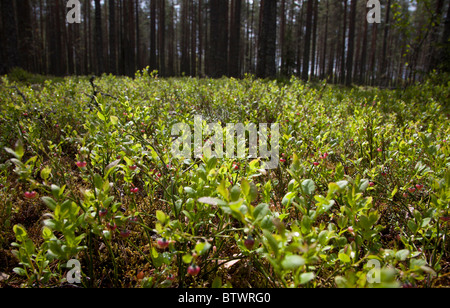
[1,0,449,86]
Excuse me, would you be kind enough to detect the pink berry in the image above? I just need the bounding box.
[24,191,37,199]
[157,238,169,249]
[76,161,87,168]
[99,208,108,217]
[130,187,139,193]
[120,229,131,239]
[187,264,200,276]
[107,222,117,231]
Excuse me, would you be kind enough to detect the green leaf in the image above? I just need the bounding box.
[41,196,57,211]
[407,220,418,233]
[182,254,193,264]
[206,156,217,170]
[13,224,28,242]
[390,186,398,199]
[40,167,52,181]
[110,115,119,125]
[359,179,369,192]
[301,179,316,195]
[338,252,351,263]
[195,241,211,255]
[93,173,103,190]
[230,185,241,202]
[217,180,229,201]
[241,178,250,197]
[156,210,167,224]
[13,267,27,276]
[281,255,305,270]
[197,197,227,207]
[212,276,223,288]
[262,230,279,256]
[97,111,106,121]
[253,203,270,222]
[395,249,410,261]
[247,181,258,203]
[299,272,315,285]
[105,159,121,178]
[184,187,196,197]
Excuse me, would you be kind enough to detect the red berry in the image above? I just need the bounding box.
[24,191,37,199]
[313,162,320,166]
[130,187,139,193]
[280,158,286,163]
[99,208,108,217]
[129,165,138,171]
[244,235,255,250]
[369,182,375,187]
[409,187,416,193]
[157,238,169,249]
[377,148,382,152]
[120,229,131,239]
[76,161,87,168]
[415,184,423,190]
[136,271,145,280]
[107,222,117,231]
[187,264,200,276]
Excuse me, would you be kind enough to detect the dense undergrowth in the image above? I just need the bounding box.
[0,70,449,288]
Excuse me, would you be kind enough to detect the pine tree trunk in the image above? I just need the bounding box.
[345,0,356,86]
[302,0,313,81]
[95,0,104,74]
[109,0,117,74]
[257,0,277,78]
[229,0,242,77]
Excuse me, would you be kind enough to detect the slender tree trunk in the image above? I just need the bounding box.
[150,0,157,71]
[109,0,117,74]
[280,0,286,76]
[311,0,318,78]
[136,0,141,71]
[167,0,175,76]
[359,5,369,84]
[198,0,203,76]
[95,0,104,74]
[190,1,197,76]
[158,0,165,76]
[229,0,242,77]
[345,0,356,86]
[340,0,347,84]
[369,23,378,85]
[380,0,391,85]
[302,0,313,81]
[321,0,329,79]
